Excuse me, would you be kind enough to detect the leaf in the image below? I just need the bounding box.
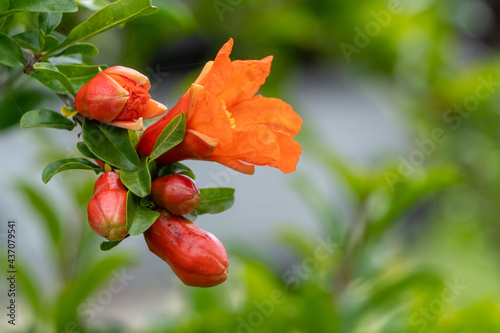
[0,32,24,68]
[183,210,198,223]
[157,162,195,180]
[59,43,98,56]
[120,160,151,198]
[42,158,101,183]
[20,109,76,130]
[196,188,235,215]
[56,64,105,90]
[0,0,77,18]
[16,182,62,248]
[12,31,40,51]
[30,70,68,94]
[126,191,160,235]
[100,235,128,251]
[8,0,77,12]
[32,62,76,96]
[149,113,186,161]
[38,12,63,35]
[76,141,98,160]
[55,255,131,332]
[82,119,140,171]
[48,0,156,54]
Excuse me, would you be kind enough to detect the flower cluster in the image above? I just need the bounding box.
[49,39,302,287]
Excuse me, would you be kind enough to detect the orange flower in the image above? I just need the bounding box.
[136,39,302,174]
[75,66,167,130]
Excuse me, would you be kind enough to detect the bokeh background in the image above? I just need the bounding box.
[2,0,500,332]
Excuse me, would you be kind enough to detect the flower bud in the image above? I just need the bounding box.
[93,171,126,194]
[75,66,167,130]
[144,211,229,287]
[150,174,200,215]
[87,172,128,241]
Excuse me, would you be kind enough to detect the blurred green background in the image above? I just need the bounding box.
[2,0,500,332]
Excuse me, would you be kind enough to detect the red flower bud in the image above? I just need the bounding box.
[88,172,128,241]
[75,66,167,130]
[93,171,126,194]
[150,174,200,215]
[144,212,229,287]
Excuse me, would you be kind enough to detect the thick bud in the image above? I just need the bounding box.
[150,174,200,215]
[88,172,128,241]
[93,171,126,194]
[144,212,228,287]
[75,66,167,130]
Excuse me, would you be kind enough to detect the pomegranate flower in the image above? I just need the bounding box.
[136,39,302,174]
[75,66,167,130]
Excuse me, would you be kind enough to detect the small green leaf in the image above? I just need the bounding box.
[149,113,186,161]
[82,119,140,171]
[42,158,101,183]
[8,0,77,12]
[0,0,77,18]
[157,162,195,180]
[126,191,160,235]
[120,160,151,198]
[76,141,98,160]
[56,64,105,91]
[30,71,68,94]
[32,62,76,96]
[12,31,40,51]
[0,32,24,68]
[20,109,75,130]
[38,12,63,35]
[59,43,99,56]
[100,235,128,251]
[48,0,156,54]
[196,188,235,215]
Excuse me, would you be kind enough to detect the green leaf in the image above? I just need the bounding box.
[0,0,77,18]
[8,0,77,12]
[59,43,98,56]
[149,112,186,161]
[0,32,24,68]
[100,235,128,251]
[126,191,160,235]
[56,64,105,90]
[30,70,68,94]
[48,0,156,54]
[120,160,151,198]
[55,255,131,332]
[12,31,40,51]
[157,162,195,180]
[38,12,63,35]
[76,141,98,160]
[16,182,62,247]
[20,109,76,130]
[82,119,140,171]
[196,188,235,215]
[42,158,101,183]
[32,62,76,96]
[183,210,198,223]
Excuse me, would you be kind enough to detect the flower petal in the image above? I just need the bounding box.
[194,39,234,96]
[274,132,302,173]
[77,72,129,123]
[155,129,218,164]
[104,66,150,89]
[218,57,272,108]
[231,95,302,137]
[109,118,144,131]
[142,99,168,119]
[210,124,280,169]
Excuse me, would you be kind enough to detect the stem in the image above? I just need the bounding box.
[334,207,368,293]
